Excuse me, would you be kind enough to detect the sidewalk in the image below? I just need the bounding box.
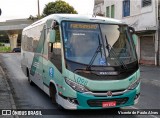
[0,66,15,117]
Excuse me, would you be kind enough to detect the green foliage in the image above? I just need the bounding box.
[0,43,5,46]
[42,0,77,42]
[55,29,60,42]
[42,0,77,17]
[0,46,11,52]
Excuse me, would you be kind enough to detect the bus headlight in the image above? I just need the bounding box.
[128,78,140,90]
[65,78,89,93]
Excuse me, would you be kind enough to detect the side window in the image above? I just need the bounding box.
[48,29,62,72]
[42,28,48,59]
[106,6,110,17]
[111,5,115,18]
[142,0,152,7]
[123,0,130,17]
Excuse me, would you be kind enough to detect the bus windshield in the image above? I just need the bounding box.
[62,21,137,67]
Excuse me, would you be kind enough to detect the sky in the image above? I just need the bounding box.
[0,0,94,21]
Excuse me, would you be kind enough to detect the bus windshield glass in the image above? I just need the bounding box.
[62,21,137,66]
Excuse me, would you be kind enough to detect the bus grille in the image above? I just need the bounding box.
[76,71,135,80]
[87,97,129,107]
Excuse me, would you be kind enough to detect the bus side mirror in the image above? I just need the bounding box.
[51,20,59,30]
[128,26,135,34]
[49,30,55,43]
[132,34,138,46]
[128,26,137,46]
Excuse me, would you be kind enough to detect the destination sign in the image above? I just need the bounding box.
[70,24,98,29]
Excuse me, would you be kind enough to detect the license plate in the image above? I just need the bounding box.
[102,101,116,108]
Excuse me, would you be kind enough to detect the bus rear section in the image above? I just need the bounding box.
[21,14,140,110]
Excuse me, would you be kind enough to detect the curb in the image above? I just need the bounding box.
[0,66,19,118]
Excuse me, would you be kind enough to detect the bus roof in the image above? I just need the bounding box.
[24,14,125,31]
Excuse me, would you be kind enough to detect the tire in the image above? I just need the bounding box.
[27,68,34,86]
[50,83,64,109]
[28,76,34,86]
[50,84,57,104]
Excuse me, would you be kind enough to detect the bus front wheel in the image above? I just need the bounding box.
[50,83,64,109]
[50,84,57,104]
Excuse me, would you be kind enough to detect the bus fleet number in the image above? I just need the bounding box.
[75,77,88,86]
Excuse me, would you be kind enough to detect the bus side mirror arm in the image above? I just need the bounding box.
[51,43,53,52]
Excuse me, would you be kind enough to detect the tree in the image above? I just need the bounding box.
[28,15,39,21]
[42,0,77,42]
[42,0,77,17]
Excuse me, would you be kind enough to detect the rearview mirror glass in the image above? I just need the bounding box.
[49,30,55,43]
[132,34,138,46]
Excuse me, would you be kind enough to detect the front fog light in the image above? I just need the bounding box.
[65,78,89,93]
[134,93,140,100]
[128,78,140,90]
[67,98,79,105]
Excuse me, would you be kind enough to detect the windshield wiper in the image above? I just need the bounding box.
[86,35,102,71]
[105,35,128,70]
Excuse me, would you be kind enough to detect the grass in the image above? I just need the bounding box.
[0,46,11,52]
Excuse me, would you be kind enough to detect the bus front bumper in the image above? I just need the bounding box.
[56,83,140,110]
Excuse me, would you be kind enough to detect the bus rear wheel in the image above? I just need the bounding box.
[27,68,34,86]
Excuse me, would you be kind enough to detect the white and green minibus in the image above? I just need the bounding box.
[21,14,140,109]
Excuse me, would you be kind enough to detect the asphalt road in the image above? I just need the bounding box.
[0,53,159,118]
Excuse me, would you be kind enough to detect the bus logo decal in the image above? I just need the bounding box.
[99,58,106,65]
[33,62,39,68]
[49,67,54,78]
[106,91,112,97]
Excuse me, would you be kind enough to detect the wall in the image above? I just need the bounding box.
[103,0,158,65]
[94,2,105,15]
[104,0,157,31]
[104,0,123,19]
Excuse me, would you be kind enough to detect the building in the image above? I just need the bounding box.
[94,0,160,65]
[94,0,105,16]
